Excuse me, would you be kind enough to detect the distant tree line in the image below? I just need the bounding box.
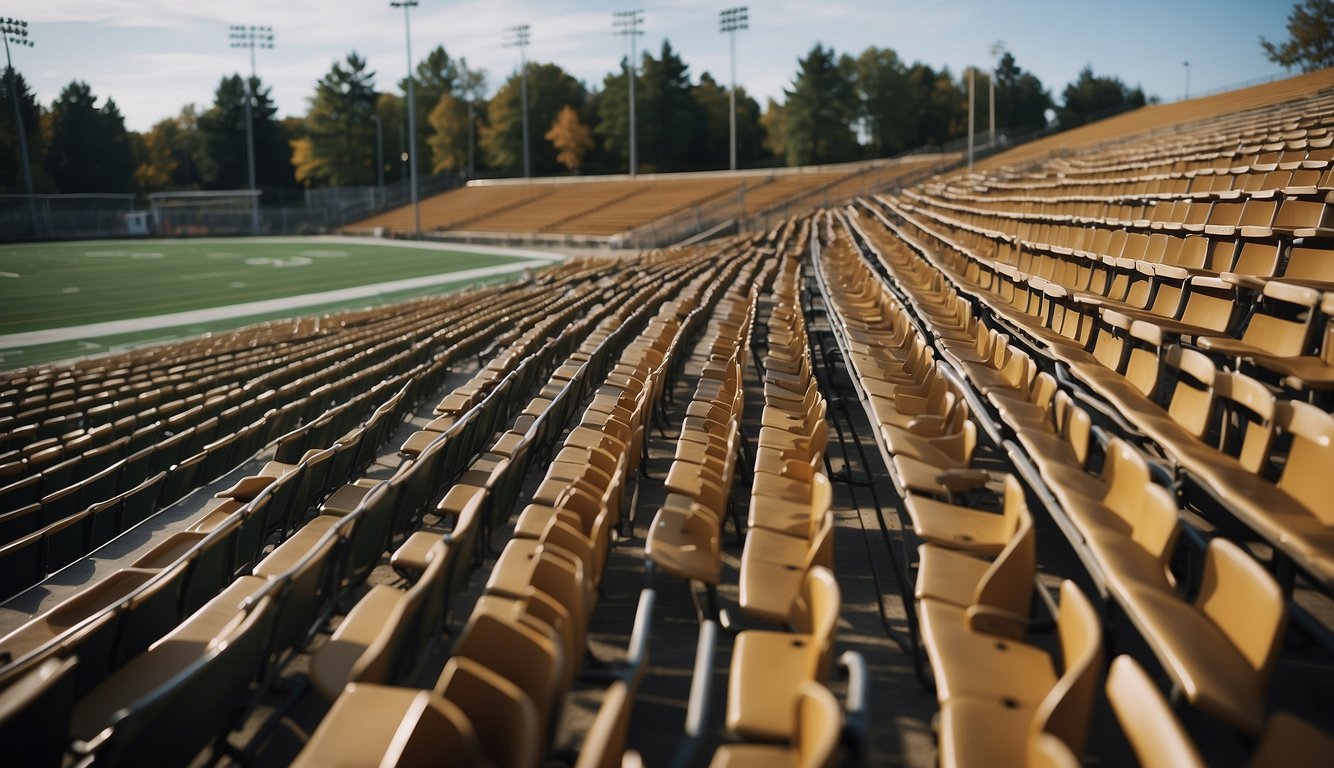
[0,41,1165,197]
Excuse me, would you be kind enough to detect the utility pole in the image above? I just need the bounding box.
[613,10,643,176]
[989,41,1004,149]
[391,1,420,235]
[719,7,748,172]
[229,25,273,235]
[370,113,384,203]
[967,67,975,173]
[0,18,35,237]
[505,24,532,178]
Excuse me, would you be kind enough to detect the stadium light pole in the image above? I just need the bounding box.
[229,25,272,235]
[1183,60,1190,100]
[967,67,975,173]
[0,18,36,236]
[719,7,748,172]
[988,41,1003,149]
[504,24,532,179]
[370,113,384,203]
[613,10,643,176]
[391,0,421,235]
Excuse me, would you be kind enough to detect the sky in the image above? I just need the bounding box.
[4,1,1299,133]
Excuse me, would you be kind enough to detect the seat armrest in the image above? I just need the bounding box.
[934,468,996,494]
[964,604,1029,641]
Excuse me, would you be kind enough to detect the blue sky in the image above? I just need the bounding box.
[7,1,1297,133]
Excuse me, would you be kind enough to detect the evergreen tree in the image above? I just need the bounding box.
[636,41,696,173]
[783,45,859,166]
[198,74,293,190]
[44,81,135,193]
[295,52,378,186]
[688,72,764,170]
[994,52,1052,136]
[0,67,44,193]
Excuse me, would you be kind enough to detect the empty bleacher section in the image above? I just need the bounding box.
[3,68,1334,768]
[348,156,947,246]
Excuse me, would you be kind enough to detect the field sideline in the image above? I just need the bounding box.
[0,236,562,369]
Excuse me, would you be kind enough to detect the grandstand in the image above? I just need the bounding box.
[347,155,948,246]
[2,67,1334,768]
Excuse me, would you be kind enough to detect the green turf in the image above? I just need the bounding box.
[0,272,519,369]
[0,238,528,335]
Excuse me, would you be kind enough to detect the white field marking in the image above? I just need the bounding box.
[61,287,80,294]
[57,235,565,264]
[0,272,18,278]
[0,259,554,349]
[206,252,244,259]
[85,250,129,257]
[244,256,312,268]
[229,282,248,288]
[130,252,164,259]
[300,249,348,257]
[179,271,234,281]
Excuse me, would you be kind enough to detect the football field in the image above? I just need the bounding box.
[0,236,560,368]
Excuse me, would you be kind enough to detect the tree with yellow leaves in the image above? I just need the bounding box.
[545,105,593,173]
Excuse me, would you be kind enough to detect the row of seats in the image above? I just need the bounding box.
[826,207,1306,739]
[645,282,761,593]
[739,247,837,624]
[867,198,1334,591]
[291,238,763,767]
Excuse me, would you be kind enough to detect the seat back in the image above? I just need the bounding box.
[94,592,278,768]
[0,655,78,768]
[1196,538,1287,685]
[384,690,483,767]
[1162,346,1218,439]
[790,566,841,682]
[1104,655,1204,768]
[451,610,564,745]
[794,681,843,768]
[974,483,1036,619]
[435,656,542,768]
[1030,581,1102,758]
[1214,371,1277,474]
[1275,400,1334,524]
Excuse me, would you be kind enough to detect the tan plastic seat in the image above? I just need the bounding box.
[708,682,842,768]
[902,474,1029,556]
[935,581,1102,768]
[739,512,834,624]
[292,683,483,768]
[1107,654,1334,768]
[1118,537,1286,735]
[725,566,840,741]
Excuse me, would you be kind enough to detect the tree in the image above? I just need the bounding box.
[296,52,378,186]
[481,62,585,176]
[595,64,632,170]
[545,105,593,172]
[0,67,46,193]
[783,45,859,166]
[1262,0,1334,72]
[688,73,764,170]
[761,98,787,161]
[43,81,135,193]
[993,52,1052,136]
[198,74,293,190]
[428,92,469,173]
[636,41,697,172]
[1056,66,1146,130]
[400,46,486,179]
[856,47,915,157]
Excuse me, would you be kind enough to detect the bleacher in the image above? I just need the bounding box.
[347,158,946,243]
[3,68,1334,768]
